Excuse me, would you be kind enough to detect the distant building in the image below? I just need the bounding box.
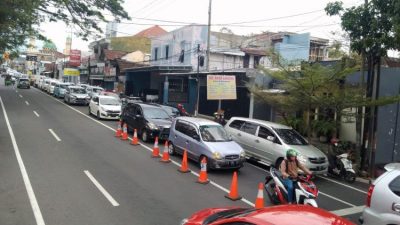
[105,21,118,39]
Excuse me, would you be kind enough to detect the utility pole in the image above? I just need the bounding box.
[206,0,212,71]
[195,44,201,117]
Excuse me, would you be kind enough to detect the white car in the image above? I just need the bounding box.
[89,95,121,120]
[86,86,104,98]
[42,78,51,92]
[49,80,60,95]
[360,163,400,225]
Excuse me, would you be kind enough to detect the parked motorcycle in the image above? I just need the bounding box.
[264,167,319,207]
[328,140,356,183]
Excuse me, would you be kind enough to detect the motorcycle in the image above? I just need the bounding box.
[328,139,357,183]
[328,152,356,183]
[265,167,319,207]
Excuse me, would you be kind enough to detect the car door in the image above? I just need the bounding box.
[132,105,144,131]
[171,120,187,154]
[254,126,281,165]
[226,119,246,145]
[238,122,259,158]
[185,123,202,161]
[91,96,99,114]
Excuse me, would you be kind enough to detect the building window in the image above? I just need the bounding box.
[243,54,250,68]
[165,45,169,59]
[254,56,260,68]
[154,47,158,61]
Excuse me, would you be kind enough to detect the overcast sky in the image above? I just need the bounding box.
[39,0,364,54]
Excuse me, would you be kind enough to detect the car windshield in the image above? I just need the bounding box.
[273,128,308,145]
[143,108,170,119]
[199,125,231,142]
[70,88,86,94]
[100,98,120,106]
[162,106,180,117]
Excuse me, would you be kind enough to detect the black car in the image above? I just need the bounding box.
[121,103,172,142]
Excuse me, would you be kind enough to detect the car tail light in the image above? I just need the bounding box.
[366,185,375,207]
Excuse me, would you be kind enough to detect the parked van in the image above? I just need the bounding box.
[225,117,328,174]
[169,117,246,170]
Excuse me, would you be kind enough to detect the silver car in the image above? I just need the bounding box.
[360,163,400,225]
[64,86,90,105]
[168,117,246,170]
[225,117,328,174]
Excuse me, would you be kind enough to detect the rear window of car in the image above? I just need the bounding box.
[389,175,400,197]
[229,120,245,130]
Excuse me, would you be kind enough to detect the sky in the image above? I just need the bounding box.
[39,0,365,55]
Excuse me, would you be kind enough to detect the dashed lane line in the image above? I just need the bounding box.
[33,87,256,207]
[33,111,40,117]
[0,96,45,225]
[19,94,23,98]
[48,129,61,142]
[25,101,29,106]
[84,170,120,207]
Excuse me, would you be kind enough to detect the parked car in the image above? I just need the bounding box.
[53,82,71,98]
[42,78,51,92]
[89,95,121,120]
[49,80,60,95]
[17,78,30,89]
[181,205,355,225]
[149,103,183,118]
[64,86,90,105]
[86,86,104,98]
[225,117,328,174]
[77,83,90,91]
[360,163,400,225]
[121,103,172,142]
[99,91,121,102]
[169,117,245,170]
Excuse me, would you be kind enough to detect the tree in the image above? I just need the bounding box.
[0,0,130,54]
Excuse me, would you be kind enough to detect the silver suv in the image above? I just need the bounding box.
[360,163,400,225]
[225,117,328,174]
[168,117,245,170]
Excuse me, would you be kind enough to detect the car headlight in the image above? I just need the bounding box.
[146,122,158,130]
[180,218,188,225]
[212,151,222,160]
[297,154,308,164]
[240,150,246,158]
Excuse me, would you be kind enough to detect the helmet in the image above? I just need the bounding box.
[286,149,297,158]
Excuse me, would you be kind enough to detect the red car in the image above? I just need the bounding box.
[182,205,354,225]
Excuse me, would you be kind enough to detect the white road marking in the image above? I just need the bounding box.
[48,129,61,142]
[19,94,23,98]
[319,191,356,207]
[0,97,46,225]
[25,101,29,105]
[84,170,120,207]
[34,87,256,207]
[33,111,40,117]
[317,175,368,194]
[330,205,365,216]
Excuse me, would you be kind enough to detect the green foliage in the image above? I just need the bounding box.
[110,36,150,53]
[0,0,130,53]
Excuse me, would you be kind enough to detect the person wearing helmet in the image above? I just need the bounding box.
[279,149,312,203]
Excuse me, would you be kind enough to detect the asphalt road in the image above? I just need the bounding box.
[0,82,370,225]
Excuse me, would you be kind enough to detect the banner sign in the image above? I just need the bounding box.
[207,75,237,100]
[69,50,81,67]
[63,68,80,76]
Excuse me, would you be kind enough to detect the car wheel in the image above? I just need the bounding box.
[168,142,176,156]
[64,97,67,103]
[97,111,101,120]
[141,129,148,142]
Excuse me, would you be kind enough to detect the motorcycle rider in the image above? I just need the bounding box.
[279,149,312,203]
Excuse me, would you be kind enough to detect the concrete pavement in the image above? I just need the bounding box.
[0,83,369,224]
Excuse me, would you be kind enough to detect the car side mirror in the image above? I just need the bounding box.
[192,133,200,141]
[267,136,276,142]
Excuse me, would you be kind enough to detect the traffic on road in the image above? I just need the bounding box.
[0,76,388,225]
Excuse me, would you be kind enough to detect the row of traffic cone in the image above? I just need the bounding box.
[115,120,265,208]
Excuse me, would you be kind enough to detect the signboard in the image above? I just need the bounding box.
[207,75,237,100]
[26,55,37,61]
[63,68,80,76]
[69,50,81,67]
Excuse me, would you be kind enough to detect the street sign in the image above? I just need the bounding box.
[69,50,81,67]
[63,68,80,76]
[26,55,37,61]
[207,75,237,100]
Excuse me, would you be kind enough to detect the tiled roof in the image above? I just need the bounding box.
[104,49,127,60]
[134,25,167,38]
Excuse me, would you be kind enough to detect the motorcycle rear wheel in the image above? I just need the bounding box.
[344,171,356,183]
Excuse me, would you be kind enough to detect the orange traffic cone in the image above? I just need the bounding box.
[225,171,242,201]
[115,120,122,137]
[121,123,128,140]
[178,149,190,173]
[160,141,171,163]
[151,137,161,158]
[255,182,265,209]
[197,157,209,184]
[130,129,139,145]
